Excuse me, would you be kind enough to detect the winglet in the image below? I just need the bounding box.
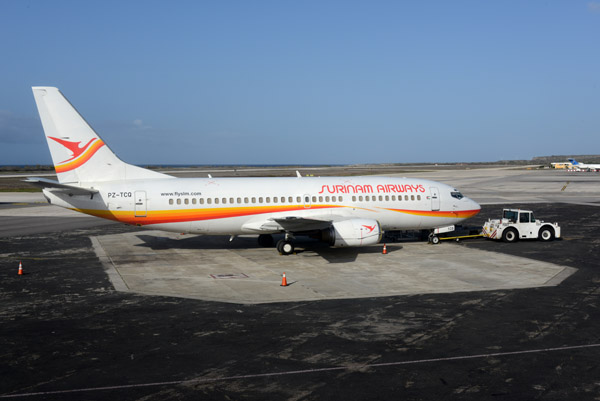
[296,170,302,178]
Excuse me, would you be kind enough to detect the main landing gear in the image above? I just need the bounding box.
[276,239,295,255]
[257,234,295,255]
[257,234,274,247]
[277,233,295,255]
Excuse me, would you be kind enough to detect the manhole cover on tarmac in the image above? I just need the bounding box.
[210,273,250,279]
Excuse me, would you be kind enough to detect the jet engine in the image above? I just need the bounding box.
[321,219,382,247]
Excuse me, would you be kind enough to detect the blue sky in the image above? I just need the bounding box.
[1,1,599,165]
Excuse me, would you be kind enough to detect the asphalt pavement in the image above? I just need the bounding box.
[1,202,600,400]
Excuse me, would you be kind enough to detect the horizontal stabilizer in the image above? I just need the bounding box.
[24,177,99,196]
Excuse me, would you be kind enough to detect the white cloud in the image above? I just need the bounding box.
[132,118,152,130]
[589,2,600,12]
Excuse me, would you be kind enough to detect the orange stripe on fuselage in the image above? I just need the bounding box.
[54,139,105,173]
[386,208,481,219]
[71,204,344,225]
[69,204,479,226]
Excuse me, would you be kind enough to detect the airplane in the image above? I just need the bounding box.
[26,86,481,255]
[568,158,600,172]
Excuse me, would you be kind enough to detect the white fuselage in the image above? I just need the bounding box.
[44,175,481,235]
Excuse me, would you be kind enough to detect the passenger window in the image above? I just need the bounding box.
[207,198,212,205]
[417,195,421,201]
[325,196,330,202]
[359,196,363,202]
[352,196,356,202]
[339,196,343,202]
[251,197,256,203]
[169,199,173,205]
[200,198,204,204]
[244,197,249,203]
[230,198,234,204]
[304,196,309,203]
[289,197,293,203]
[177,199,181,205]
[259,197,263,203]
[215,198,219,204]
[405,195,409,201]
[184,199,189,205]
[266,197,271,203]
[411,195,415,201]
[312,196,317,202]
[392,195,396,201]
[319,196,323,202]
[273,197,277,203]
[237,198,241,204]
[385,195,389,201]
[281,197,285,203]
[192,198,196,205]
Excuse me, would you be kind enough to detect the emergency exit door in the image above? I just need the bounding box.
[134,191,147,217]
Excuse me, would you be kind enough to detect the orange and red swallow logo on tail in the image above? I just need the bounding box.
[48,136,105,173]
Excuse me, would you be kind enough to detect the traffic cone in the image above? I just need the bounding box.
[382,244,387,255]
[18,261,23,275]
[280,272,288,287]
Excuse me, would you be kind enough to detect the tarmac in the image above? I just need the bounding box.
[92,230,574,304]
[2,167,600,400]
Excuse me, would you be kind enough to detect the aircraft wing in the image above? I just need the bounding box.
[272,216,333,232]
[242,215,334,233]
[24,177,99,196]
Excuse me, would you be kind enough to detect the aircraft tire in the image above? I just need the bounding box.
[277,240,294,255]
[258,234,274,247]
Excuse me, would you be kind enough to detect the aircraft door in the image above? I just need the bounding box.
[134,191,147,217]
[430,187,440,211]
[303,194,311,209]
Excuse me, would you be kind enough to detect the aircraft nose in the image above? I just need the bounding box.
[468,197,481,215]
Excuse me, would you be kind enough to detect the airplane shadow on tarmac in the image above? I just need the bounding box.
[133,234,402,263]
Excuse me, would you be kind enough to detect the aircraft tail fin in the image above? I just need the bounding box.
[568,158,579,165]
[32,87,170,184]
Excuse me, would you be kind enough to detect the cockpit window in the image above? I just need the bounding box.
[451,191,464,200]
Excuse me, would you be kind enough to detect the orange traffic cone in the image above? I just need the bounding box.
[382,244,387,255]
[280,272,288,287]
[18,261,23,275]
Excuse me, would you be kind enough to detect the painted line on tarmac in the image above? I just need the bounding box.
[2,343,599,398]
